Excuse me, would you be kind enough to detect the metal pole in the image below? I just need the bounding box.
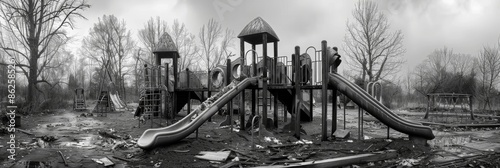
[262,34,268,129]
[294,46,301,138]
[240,39,246,131]
[321,41,328,141]
[227,59,233,133]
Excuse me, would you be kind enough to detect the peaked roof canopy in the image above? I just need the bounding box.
[153,33,179,58]
[238,17,279,45]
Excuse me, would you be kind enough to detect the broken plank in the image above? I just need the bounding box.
[17,128,33,135]
[254,150,397,168]
[219,161,240,168]
[268,144,300,148]
[227,148,258,160]
[194,151,231,161]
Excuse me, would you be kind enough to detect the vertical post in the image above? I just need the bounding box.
[469,95,474,120]
[166,63,171,119]
[331,54,338,136]
[187,68,191,114]
[240,39,246,130]
[343,99,346,130]
[321,41,328,141]
[207,69,212,122]
[173,55,178,122]
[284,66,288,122]
[252,44,257,116]
[309,89,313,121]
[227,59,233,132]
[262,34,268,129]
[294,46,301,138]
[273,42,279,128]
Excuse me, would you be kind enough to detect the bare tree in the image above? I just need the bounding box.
[138,16,169,65]
[413,47,454,96]
[477,45,500,111]
[81,15,135,98]
[413,47,476,99]
[0,0,89,106]
[344,0,405,83]
[198,18,235,71]
[169,19,199,72]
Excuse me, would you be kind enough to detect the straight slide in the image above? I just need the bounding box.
[109,93,126,111]
[328,73,434,140]
[137,77,259,149]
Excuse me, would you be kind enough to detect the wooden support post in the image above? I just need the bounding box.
[166,63,171,119]
[252,44,257,116]
[274,42,279,128]
[262,34,268,128]
[187,68,191,115]
[240,39,246,130]
[284,66,288,122]
[470,95,474,120]
[227,59,233,132]
[208,69,212,122]
[331,59,338,136]
[173,54,178,121]
[294,46,301,138]
[309,89,313,122]
[321,40,328,141]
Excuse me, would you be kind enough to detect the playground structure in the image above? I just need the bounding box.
[137,17,435,149]
[92,54,129,116]
[73,88,86,111]
[424,93,474,123]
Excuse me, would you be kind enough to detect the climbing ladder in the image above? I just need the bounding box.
[94,91,112,116]
[73,88,86,111]
[139,65,163,127]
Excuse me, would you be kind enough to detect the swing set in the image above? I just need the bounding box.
[424,93,474,123]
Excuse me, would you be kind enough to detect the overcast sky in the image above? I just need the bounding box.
[68,0,500,76]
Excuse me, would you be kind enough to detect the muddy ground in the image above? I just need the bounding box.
[1,102,500,168]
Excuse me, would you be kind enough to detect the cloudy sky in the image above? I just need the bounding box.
[68,0,500,76]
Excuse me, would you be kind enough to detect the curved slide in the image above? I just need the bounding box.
[137,77,259,149]
[110,93,127,111]
[328,73,435,140]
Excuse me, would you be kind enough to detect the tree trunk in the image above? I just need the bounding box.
[28,40,39,106]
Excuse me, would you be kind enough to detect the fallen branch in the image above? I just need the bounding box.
[17,128,33,135]
[58,151,68,166]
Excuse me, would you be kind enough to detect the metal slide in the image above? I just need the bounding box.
[137,77,259,149]
[328,73,435,140]
[109,93,126,111]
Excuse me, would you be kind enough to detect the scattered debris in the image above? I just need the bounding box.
[255,145,264,149]
[58,151,68,166]
[264,137,282,145]
[293,139,313,144]
[17,128,34,135]
[40,135,57,142]
[194,151,231,161]
[154,161,162,167]
[80,113,94,117]
[173,149,190,153]
[98,130,121,139]
[37,138,46,148]
[333,129,351,139]
[92,157,114,167]
[399,158,419,167]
